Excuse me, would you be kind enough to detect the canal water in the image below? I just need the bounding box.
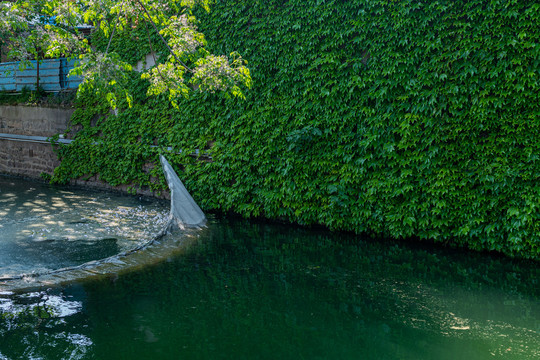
[0,176,539,359]
[0,176,170,280]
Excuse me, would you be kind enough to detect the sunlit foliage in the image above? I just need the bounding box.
[0,0,251,107]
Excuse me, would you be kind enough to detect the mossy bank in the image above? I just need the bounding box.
[52,0,540,259]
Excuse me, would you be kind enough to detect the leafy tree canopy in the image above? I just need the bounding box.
[0,0,251,107]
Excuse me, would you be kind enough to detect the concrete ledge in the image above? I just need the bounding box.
[0,133,72,144]
[0,132,204,157]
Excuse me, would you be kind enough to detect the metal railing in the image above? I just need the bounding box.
[0,133,201,156]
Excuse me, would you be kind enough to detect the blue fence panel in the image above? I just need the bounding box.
[64,59,83,90]
[0,58,83,92]
[15,59,62,92]
[59,58,68,89]
[0,63,17,92]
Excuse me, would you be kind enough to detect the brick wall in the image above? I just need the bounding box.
[0,139,60,179]
[0,105,72,179]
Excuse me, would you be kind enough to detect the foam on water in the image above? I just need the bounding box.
[0,174,202,290]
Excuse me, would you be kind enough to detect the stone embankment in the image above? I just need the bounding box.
[0,105,164,198]
[0,105,73,179]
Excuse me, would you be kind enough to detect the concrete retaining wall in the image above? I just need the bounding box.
[0,105,74,137]
[0,105,73,179]
[0,105,166,198]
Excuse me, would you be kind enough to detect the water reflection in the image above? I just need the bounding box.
[0,174,540,360]
[0,288,92,360]
[1,217,537,359]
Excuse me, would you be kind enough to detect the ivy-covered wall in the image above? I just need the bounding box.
[52,0,540,259]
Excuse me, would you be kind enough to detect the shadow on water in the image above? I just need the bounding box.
[1,237,120,273]
[0,155,201,284]
[0,175,170,280]
[0,214,539,360]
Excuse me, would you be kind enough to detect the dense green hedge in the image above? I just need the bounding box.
[53,0,540,259]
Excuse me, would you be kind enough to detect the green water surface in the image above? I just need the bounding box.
[0,183,539,359]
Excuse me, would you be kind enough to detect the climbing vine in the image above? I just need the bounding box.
[53,0,540,260]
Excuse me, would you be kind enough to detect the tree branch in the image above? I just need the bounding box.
[134,0,193,72]
[105,25,116,54]
[142,17,183,90]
